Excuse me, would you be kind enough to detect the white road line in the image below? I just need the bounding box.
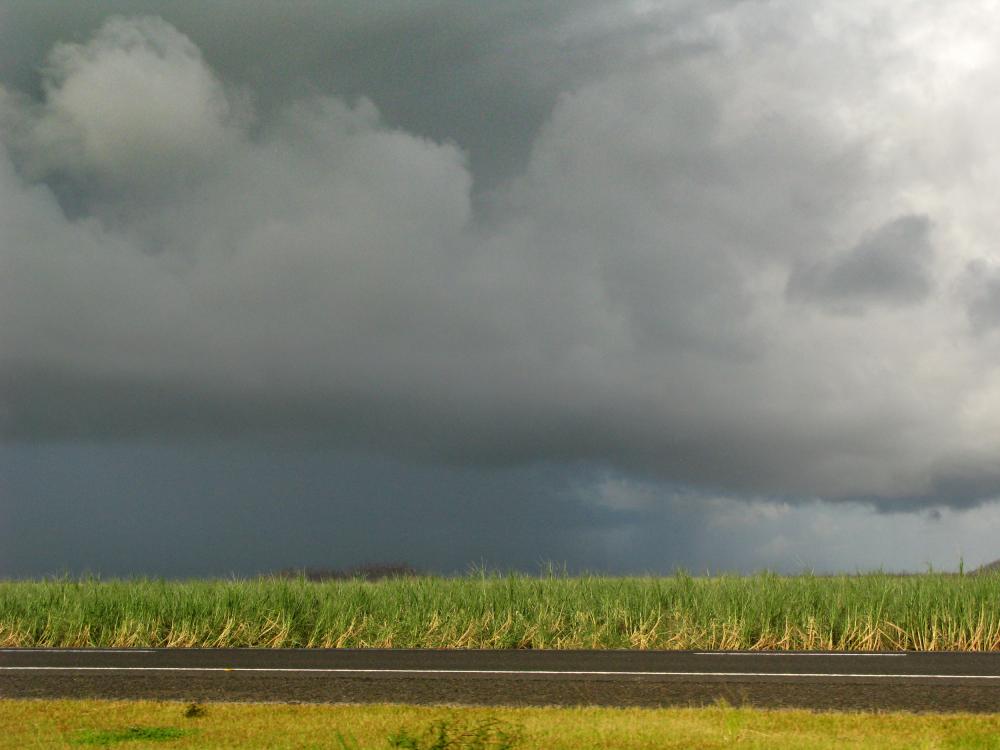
[0,666,996,680]
[693,652,907,657]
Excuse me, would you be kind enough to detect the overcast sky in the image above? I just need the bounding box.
[3,1,1000,577]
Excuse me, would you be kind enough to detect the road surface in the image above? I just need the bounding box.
[2,648,999,711]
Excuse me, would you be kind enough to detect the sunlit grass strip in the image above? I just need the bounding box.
[6,699,1000,750]
[1,572,1000,650]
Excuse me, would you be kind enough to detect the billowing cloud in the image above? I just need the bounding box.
[22,17,238,188]
[4,4,1000,509]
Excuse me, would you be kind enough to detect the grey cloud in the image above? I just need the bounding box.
[4,4,1000,510]
[787,215,935,314]
[963,260,1000,334]
[586,476,999,574]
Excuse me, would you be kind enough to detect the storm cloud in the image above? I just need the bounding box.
[4,1,1000,577]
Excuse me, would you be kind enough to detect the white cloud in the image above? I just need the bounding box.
[21,17,240,188]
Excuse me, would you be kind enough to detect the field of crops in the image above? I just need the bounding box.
[2,572,999,650]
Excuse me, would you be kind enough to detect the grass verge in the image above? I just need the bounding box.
[3,699,1000,749]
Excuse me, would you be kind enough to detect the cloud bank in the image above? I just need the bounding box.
[4,3,1000,506]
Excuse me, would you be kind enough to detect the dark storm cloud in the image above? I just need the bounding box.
[0,442,652,578]
[3,1,1000,515]
[3,442,998,578]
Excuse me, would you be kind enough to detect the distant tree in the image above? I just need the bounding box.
[970,558,1000,576]
[273,562,421,581]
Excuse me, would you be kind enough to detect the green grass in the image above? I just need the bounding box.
[1,571,1000,650]
[73,725,192,745]
[6,699,1000,749]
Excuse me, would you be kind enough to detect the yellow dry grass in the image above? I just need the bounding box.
[3,699,1000,749]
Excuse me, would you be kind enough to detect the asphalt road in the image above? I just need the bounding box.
[2,648,1000,712]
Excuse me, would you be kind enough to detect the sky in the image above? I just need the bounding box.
[2,1,1000,577]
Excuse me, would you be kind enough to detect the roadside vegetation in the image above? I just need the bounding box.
[4,699,1000,749]
[2,571,1000,650]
